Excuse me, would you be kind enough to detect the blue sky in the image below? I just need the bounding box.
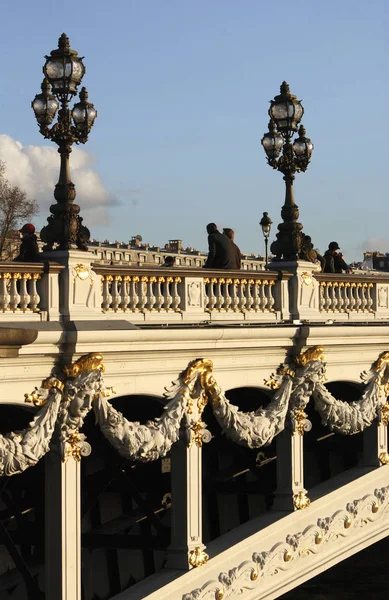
[0,0,388,260]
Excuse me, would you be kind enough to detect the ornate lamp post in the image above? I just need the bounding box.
[32,34,97,251]
[261,82,313,261]
[259,211,272,264]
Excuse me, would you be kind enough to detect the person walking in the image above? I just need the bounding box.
[223,228,242,270]
[203,223,235,269]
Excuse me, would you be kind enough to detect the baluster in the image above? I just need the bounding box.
[138,276,148,311]
[361,283,367,312]
[331,282,338,311]
[102,276,112,310]
[238,279,247,311]
[319,282,325,311]
[154,277,164,310]
[245,279,254,311]
[230,279,239,311]
[259,281,267,310]
[355,283,362,311]
[367,283,374,312]
[349,282,356,311]
[343,282,350,312]
[120,276,130,310]
[0,274,11,310]
[324,281,331,311]
[129,277,139,310]
[214,279,223,310]
[9,273,21,309]
[252,281,260,311]
[146,276,156,310]
[171,277,181,311]
[29,273,41,310]
[337,282,345,312]
[203,278,210,310]
[223,279,232,311]
[207,278,217,311]
[19,273,31,309]
[111,276,121,310]
[267,280,275,311]
[163,277,173,310]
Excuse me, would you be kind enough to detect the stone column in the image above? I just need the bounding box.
[45,453,81,600]
[165,417,208,570]
[362,419,389,467]
[273,424,310,512]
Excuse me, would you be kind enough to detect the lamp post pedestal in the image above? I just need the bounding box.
[41,250,103,321]
[268,260,321,321]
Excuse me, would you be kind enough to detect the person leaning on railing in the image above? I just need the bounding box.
[13,224,40,262]
[323,241,352,274]
[223,228,242,270]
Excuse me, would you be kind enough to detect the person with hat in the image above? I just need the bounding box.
[13,224,40,262]
[323,241,351,273]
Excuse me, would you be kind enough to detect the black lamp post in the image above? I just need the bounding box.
[32,34,97,251]
[259,211,272,264]
[261,82,313,261]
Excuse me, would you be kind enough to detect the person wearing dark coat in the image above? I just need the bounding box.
[223,228,242,270]
[203,223,235,269]
[13,224,40,262]
[323,241,351,273]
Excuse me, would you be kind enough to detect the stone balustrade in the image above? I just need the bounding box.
[0,262,63,321]
[1,258,389,323]
[314,273,389,320]
[93,266,280,322]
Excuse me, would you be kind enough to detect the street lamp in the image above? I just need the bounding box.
[32,34,97,251]
[261,82,313,261]
[259,212,272,265]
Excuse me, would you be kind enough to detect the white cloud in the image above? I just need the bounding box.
[356,237,389,254]
[0,134,117,226]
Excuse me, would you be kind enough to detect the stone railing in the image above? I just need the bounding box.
[314,273,389,320]
[2,257,389,324]
[204,275,276,312]
[0,262,63,321]
[92,266,280,321]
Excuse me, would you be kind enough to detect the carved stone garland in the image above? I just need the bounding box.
[93,358,213,462]
[312,350,389,435]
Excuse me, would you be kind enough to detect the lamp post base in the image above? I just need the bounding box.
[40,205,90,252]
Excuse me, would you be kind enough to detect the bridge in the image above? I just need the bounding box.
[0,252,389,599]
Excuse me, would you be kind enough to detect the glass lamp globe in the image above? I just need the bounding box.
[293,125,314,160]
[44,33,85,97]
[31,78,59,126]
[261,121,283,159]
[72,88,97,133]
[259,212,273,236]
[269,81,304,134]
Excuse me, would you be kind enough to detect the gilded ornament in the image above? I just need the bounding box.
[293,490,311,510]
[379,452,389,465]
[42,377,65,393]
[315,533,323,544]
[295,345,325,366]
[63,352,105,377]
[344,517,352,529]
[283,550,292,562]
[301,272,314,287]
[24,389,46,406]
[189,421,205,447]
[73,263,91,281]
[64,429,83,462]
[380,402,389,426]
[188,546,209,568]
[215,590,225,600]
[372,502,379,514]
[250,569,258,581]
